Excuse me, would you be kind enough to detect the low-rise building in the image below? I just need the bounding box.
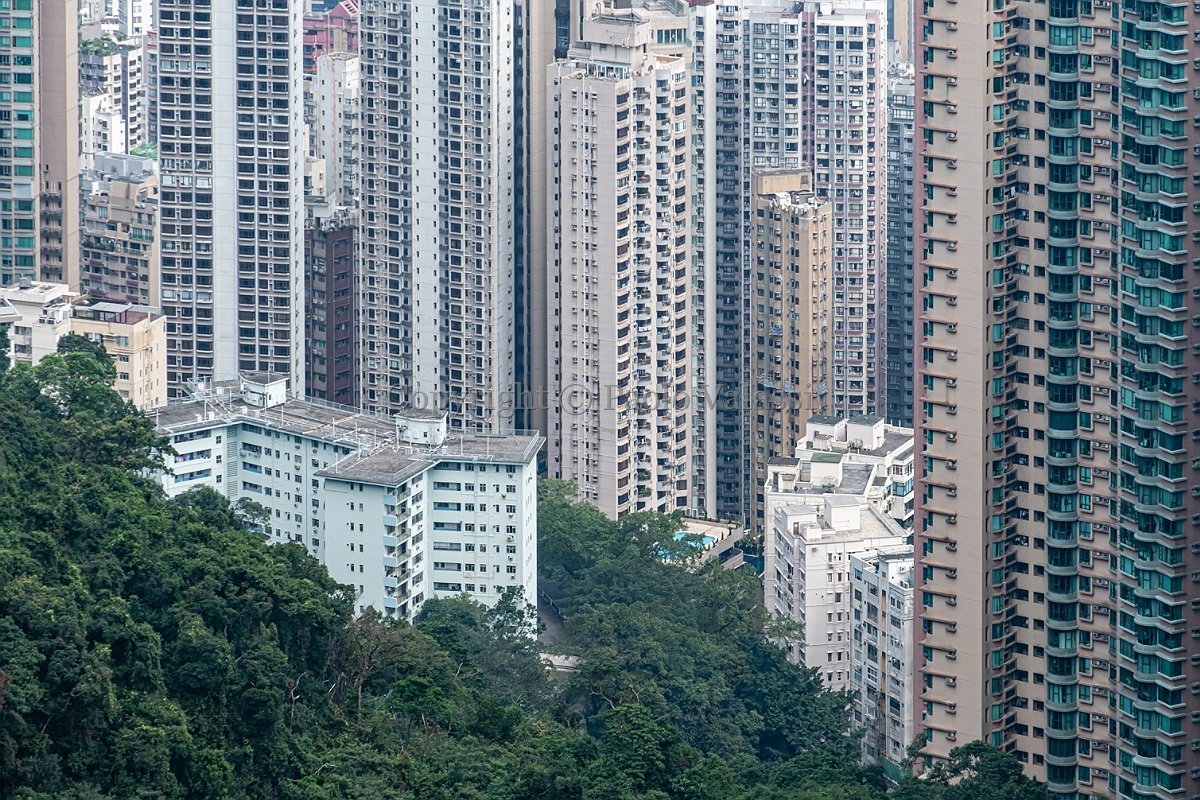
[80,154,159,305]
[0,280,167,409]
[765,496,907,688]
[71,298,167,409]
[850,546,915,778]
[152,375,542,621]
[0,281,75,366]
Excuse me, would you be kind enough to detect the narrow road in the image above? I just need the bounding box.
[537,594,566,646]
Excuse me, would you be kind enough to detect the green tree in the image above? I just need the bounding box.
[56,333,116,380]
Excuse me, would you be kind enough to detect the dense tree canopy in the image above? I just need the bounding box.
[0,353,1047,799]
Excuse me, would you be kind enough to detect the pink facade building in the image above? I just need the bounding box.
[303,0,358,72]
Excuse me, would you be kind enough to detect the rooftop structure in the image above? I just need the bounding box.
[763,414,915,533]
[154,376,543,621]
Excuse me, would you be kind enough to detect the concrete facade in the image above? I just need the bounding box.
[688,0,887,524]
[749,169,834,530]
[79,35,147,158]
[912,0,1200,794]
[80,154,159,306]
[304,215,357,405]
[0,281,166,409]
[157,0,306,396]
[357,0,516,432]
[0,0,80,287]
[309,52,359,215]
[153,375,542,622]
[544,8,691,517]
[766,495,906,688]
[850,546,914,777]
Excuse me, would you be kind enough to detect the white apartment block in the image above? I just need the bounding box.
[357,0,516,431]
[81,94,128,172]
[0,281,74,366]
[764,413,915,532]
[79,36,147,155]
[156,0,306,396]
[309,52,360,218]
[762,414,916,686]
[544,8,690,518]
[685,0,887,524]
[153,375,542,621]
[850,546,914,777]
[766,496,906,688]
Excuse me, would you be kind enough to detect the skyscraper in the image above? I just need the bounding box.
[514,0,557,445]
[156,0,306,395]
[884,66,914,428]
[0,0,79,287]
[543,8,692,517]
[913,0,1200,796]
[357,0,516,432]
[690,0,886,523]
[748,169,834,528]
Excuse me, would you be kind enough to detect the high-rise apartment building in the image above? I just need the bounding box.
[304,214,357,405]
[913,1,1200,797]
[309,51,359,215]
[80,153,159,305]
[156,0,306,396]
[543,8,691,517]
[79,35,147,157]
[0,0,79,287]
[689,0,886,523]
[884,67,914,427]
[802,2,888,421]
[357,0,516,432]
[748,169,833,528]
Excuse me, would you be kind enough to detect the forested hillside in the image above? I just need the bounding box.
[0,347,1047,799]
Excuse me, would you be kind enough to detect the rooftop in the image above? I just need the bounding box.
[775,500,907,543]
[863,430,912,459]
[152,386,397,451]
[317,431,544,486]
[152,384,543,484]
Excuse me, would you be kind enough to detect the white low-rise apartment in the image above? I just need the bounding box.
[766,497,907,689]
[152,375,542,621]
[850,546,914,778]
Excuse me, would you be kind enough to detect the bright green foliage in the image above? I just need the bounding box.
[0,355,1047,799]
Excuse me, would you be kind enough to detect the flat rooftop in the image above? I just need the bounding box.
[154,387,544,484]
[152,389,397,451]
[775,500,907,542]
[864,430,913,458]
[317,432,543,485]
